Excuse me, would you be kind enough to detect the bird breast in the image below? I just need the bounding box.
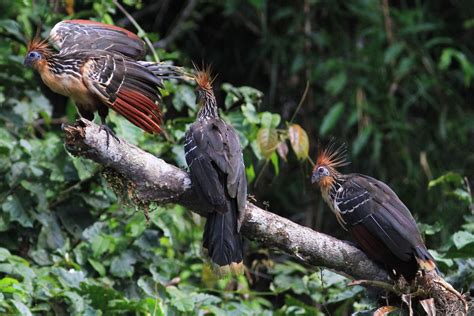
[39,65,97,110]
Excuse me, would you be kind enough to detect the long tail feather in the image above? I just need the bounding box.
[203,204,244,277]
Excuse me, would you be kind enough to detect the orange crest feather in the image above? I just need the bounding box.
[193,63,215,91]
[314,141,349,172]
[27,37,52,57]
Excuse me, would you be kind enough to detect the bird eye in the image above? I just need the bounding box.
[28,52,40,59]
[318,167,325,174]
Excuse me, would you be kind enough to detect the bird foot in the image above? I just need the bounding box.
[99,124,120,147]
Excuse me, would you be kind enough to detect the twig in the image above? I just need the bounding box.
[153,0,198,49]
[289,81,310,124]
[381,0,394,45]
[112,0,160,62]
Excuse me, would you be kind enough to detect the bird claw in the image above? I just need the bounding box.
[99,124,120,148]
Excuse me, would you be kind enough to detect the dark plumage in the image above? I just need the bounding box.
[184,69,247,276]
[311,144,437,281]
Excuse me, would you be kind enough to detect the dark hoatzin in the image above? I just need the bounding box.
[184,69,247,276]
[311,144,437,281]
[24,20,183,136]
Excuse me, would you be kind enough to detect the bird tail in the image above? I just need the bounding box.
[414,245,439,274]
[203,204,244,277]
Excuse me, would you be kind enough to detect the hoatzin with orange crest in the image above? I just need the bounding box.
[311,143,438,282]
[24,20,184,139]
[184,68,247,276]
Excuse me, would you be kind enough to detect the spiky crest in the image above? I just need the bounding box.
[27,37,52,57]
[314,140,349,189]
[316,141,349,170]
[193,62,215,91]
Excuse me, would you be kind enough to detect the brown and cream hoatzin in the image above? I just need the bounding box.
[24,20,183,139]
[311,143,438,282]
[184,68,247,276]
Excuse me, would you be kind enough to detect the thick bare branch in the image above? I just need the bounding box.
[63,118,389,282]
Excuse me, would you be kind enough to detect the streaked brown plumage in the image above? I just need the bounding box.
[311,143,437,281]
[24,20,183,135]
[184,68,247,276]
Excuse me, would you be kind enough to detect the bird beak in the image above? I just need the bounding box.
[311,171,319,184]
[24,57,32,67]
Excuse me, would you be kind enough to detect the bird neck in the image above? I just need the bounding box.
[321,172,346,202]
[47,55,81,74]
[197,89,219,120]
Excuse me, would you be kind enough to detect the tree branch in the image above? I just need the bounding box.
[63,119,389,281]
[62,119,469,313]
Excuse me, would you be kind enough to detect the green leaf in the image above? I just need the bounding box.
[352,126,372,157]
[241,103,260,124]
[71,157,97,181]
[452,231,474,249]
[172,85,196,111]
[260,112,273,128]
[108,112,143,145]
[319,102,344,136]
[288,124,309,160]
[11,300,32,316]
[257,127,278,160]
[110,251,137,278]
[167,286,195,312]
[0,277,21,294]
[88,259,106,277]
[1,195,33,228]
[384,43,405,64]
[54,268,85,289]
[246,164,255,183]
[61,291,85,314]
[0,248,11,261]
[428,172,463,189]
[91,235,114,258]
[325,72,347,96]
[270,152,279,175]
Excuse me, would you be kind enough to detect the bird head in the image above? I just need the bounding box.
[24,38,51,69]
[311,142,348,188]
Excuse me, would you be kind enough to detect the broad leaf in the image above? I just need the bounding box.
[288,124,309,160]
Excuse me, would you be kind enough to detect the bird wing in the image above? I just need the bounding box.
[184,119,247,215]
[49,20,146,59]
[335,174,424,262]
[80,51,162,133]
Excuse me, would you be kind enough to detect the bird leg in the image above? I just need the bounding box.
[99,123,120,148]
[97,107,120,147]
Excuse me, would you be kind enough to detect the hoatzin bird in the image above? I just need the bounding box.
[184,69,247,276]
[24,20,183,138]
[311,143,437,282]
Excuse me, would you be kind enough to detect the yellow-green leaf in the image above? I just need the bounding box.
[257,127,278,160]
[288,124,309,160]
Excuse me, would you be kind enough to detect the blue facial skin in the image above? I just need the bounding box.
[24,51,42,67]
[311,166,330,184]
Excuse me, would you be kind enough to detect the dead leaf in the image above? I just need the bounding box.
[420,298,436,316]
[374,306,398,316]
[276,141,289,161]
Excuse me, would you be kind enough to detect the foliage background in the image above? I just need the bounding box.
[0,0,473,314]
